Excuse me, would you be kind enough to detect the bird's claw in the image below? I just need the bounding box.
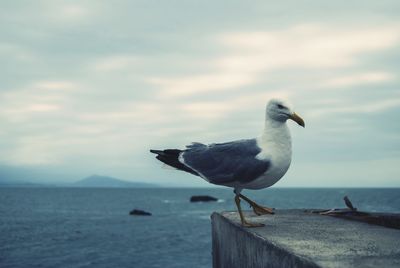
[252,205,275,216]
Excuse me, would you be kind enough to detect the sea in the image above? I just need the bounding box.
[1,187,399,268]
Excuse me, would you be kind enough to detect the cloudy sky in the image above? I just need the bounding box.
[1,1,399,187]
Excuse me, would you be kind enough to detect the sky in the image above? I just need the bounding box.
[0,0,399,187]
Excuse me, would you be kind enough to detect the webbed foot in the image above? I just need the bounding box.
[252,204,275,216]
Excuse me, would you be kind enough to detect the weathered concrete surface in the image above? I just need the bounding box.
[211,210,400,268]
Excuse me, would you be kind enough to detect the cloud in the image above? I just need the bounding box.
[218,24,400,69]
[0,1,400,186]
[148,24,400,99]
[307,97,400,119]
[32,81,77,91]
[1,135,61,165]
[91,55,140,72]
[0,43,36,62]
[321,71,395,88]
[45,3,90,23]
[148,73,255,97]
[0,80,82,121]
[27,104,61,112]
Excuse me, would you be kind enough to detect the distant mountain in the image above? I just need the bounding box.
[0,177,42,187]
[72,175,157,188]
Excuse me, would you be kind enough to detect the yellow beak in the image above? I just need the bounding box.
[290,112,305,127]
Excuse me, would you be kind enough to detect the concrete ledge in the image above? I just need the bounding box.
[211,210,400,268]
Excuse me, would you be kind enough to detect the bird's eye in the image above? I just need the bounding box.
[277,104,285,109]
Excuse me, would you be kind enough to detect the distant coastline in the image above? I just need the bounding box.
[0,174,158,188]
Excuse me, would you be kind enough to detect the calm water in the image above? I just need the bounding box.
[1,187,399,268]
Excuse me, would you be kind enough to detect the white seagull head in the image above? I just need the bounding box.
[266,99,305,127]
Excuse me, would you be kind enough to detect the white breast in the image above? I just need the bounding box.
[242,122,292,190]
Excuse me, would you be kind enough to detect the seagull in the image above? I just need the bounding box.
[150,99,305,227]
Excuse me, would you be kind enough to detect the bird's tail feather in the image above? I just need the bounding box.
[150,149,164,155]
[149,149,199,176]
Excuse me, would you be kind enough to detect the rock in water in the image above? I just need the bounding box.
[190,195,218,202]
[129,209,152,216]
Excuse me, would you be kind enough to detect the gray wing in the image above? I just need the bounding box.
[181,139,270,185]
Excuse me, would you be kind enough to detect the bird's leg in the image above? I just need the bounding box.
[234,194,264,228]
[239,194,274,216]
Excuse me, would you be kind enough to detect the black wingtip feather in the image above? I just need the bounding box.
[150,148,199,176]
